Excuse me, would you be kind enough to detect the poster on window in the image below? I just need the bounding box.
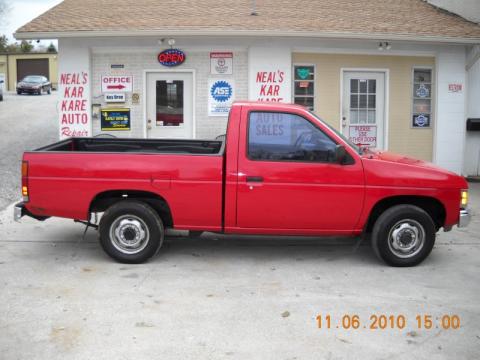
[349,125,377,148]
[208,79,235,116]
[412,114,430,128]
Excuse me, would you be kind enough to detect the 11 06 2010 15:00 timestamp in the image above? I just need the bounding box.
[316,314,461,330]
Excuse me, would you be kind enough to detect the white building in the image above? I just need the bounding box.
[15,0,480,175]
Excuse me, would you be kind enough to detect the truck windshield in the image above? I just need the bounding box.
[308,111,361,154]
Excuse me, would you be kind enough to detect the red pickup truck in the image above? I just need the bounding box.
[15,102,470,266]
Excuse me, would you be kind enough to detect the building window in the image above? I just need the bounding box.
[293,65,315,111]
[412,68,433,128]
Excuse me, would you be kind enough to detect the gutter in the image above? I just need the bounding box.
[13,29,480,45]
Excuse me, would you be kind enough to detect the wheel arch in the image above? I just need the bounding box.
[364,195,446,233]
[89,190,174,227]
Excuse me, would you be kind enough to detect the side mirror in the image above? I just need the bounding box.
[335,145,347,164]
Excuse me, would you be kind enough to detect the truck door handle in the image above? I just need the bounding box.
[246,176,264,182]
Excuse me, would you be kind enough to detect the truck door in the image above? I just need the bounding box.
[235,108,365,233]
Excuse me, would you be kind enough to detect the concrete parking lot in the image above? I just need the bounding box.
[0,93,479,359]
[0,92,58,210]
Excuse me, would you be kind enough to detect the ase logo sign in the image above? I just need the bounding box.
[208,79,234,116]
[211,80,233,102]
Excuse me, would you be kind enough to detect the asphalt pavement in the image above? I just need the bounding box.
[0,91,58,210]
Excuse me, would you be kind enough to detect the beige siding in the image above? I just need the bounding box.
[293,53,435,161]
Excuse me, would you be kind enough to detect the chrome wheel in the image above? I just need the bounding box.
[109,215,150,255]
[387,219,425,259]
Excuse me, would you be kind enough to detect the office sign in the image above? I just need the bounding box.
[101,75,133,93]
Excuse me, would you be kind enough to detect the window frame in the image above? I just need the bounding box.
[411,66,434,129]
[246,110,340,164]
[292,63,316,111]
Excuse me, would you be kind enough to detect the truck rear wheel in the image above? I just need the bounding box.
[99,200,164,263]
[371,205,436,267]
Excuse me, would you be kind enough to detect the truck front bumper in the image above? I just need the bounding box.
[458,209,471,228]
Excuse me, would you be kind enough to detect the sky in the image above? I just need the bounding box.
[0,0,63,46]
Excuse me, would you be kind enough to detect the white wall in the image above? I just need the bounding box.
[434,47,467,174]
[91,50,247,139]
[464,46,480,176]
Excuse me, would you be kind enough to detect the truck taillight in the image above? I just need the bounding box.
[460,189,468,209]
[21,161,29,202]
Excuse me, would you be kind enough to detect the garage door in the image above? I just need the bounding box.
[16,59,49,82]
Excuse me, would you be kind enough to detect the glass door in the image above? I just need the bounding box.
[342,71,385,150]
[146,72,193,138]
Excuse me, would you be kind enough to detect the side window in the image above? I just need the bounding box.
[248,112,337,162]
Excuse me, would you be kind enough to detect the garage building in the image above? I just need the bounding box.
[14,0,480,175]
[0,52,58,91]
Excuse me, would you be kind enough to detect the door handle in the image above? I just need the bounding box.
[246,176,264,182]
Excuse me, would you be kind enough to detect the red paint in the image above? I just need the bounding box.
[23,102,467,235]
[107,84,126,90]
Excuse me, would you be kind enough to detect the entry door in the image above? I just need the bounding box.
[146,72,193,138]
[342,72,385,150]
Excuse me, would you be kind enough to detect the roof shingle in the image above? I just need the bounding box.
[15,0,480,41]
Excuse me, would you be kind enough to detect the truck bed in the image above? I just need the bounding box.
[36,137,224,155]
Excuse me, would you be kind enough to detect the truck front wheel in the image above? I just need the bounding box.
[99,200,164,263]
[371,205,436,267]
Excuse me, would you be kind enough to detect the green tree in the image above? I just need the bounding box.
[0,35,8,52]
[47,42,57,53]
[20,40,33,53]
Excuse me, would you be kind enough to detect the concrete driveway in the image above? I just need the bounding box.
[0,184,479,359]
[0,91,58,210]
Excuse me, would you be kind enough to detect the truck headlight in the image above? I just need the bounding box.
[461,190,468,208]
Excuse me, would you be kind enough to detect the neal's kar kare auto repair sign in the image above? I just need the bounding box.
[249,47,291,103]
[59,71,91,139]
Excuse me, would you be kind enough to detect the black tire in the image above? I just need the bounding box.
[371,205,436,267]
[99,200,164,263]
[17,91,21,95]
[0,94,3,101]
[47,87,51,94]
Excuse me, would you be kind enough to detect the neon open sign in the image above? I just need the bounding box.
[158,49,186,67]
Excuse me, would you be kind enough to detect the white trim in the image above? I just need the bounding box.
[91,46,248,54]
[142,69,196,139]
[14,29,480,44]
[293,47,437,57]
[339,68,390,150]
